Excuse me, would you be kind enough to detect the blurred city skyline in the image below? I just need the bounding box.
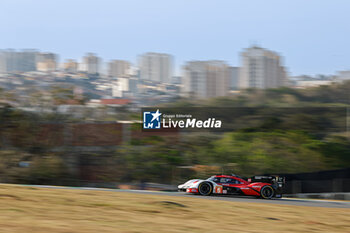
[1,0,350,76]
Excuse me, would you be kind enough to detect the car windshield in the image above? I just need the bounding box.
[207,176,233,183]
[207,176,220,183]
[207,176,246,184]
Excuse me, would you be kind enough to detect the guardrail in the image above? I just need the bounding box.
[284,192,350,200]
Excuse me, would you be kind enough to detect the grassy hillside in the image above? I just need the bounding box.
[0,184,349,233]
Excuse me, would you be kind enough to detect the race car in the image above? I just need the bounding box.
[178,174,285,199]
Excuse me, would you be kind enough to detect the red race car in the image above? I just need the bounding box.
[178,174,285,199]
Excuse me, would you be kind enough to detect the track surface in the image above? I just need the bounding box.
[17,184,350,209]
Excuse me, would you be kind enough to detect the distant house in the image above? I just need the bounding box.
[87,98,134,110]
[99,99,132,106]
[54,99,82,105]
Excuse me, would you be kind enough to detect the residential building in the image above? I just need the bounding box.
[108,60,130,78]
[337,71,350,81]
[36,60,56,72]
[182,60,230,98]
[238,46,287,89]
[139,52,173,83]
[295,80,334,88]
[171,76,182,84]
[36,52,57,72]
[0,49,38,73]
[36,52,57,63]
[229,66,239,90]
[112,77,138,97]
[81,53,100,74]
[63,59,78,72]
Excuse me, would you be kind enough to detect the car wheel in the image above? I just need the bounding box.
[198,182,213,196]
[260,185,275,199]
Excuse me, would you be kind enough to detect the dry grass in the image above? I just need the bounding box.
[0,184,349,233]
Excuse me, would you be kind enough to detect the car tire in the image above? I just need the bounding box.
[198,182,213,196]
[260,185,275,199]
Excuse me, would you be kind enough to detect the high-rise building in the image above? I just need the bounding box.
[81,53,100,74]
[17,49,38,72]
[108,60,130,78]
[63,59,79,72]
[36,52,57,72]
[0,49,38,73]
[229,66,239,90]
[36,60,56,72]
[238,46,287,89]
[36,52,57,63]
[112,77,138,98]
[0,49,15,73]
[139,52,173,83]
[337,71,350,81]
[182,61,230,98]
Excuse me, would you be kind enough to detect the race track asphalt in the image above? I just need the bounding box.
[18,184,350,209]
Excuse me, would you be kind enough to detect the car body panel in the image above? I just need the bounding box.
[178,174,284,198]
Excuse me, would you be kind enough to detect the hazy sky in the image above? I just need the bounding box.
[0,0,349,75]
